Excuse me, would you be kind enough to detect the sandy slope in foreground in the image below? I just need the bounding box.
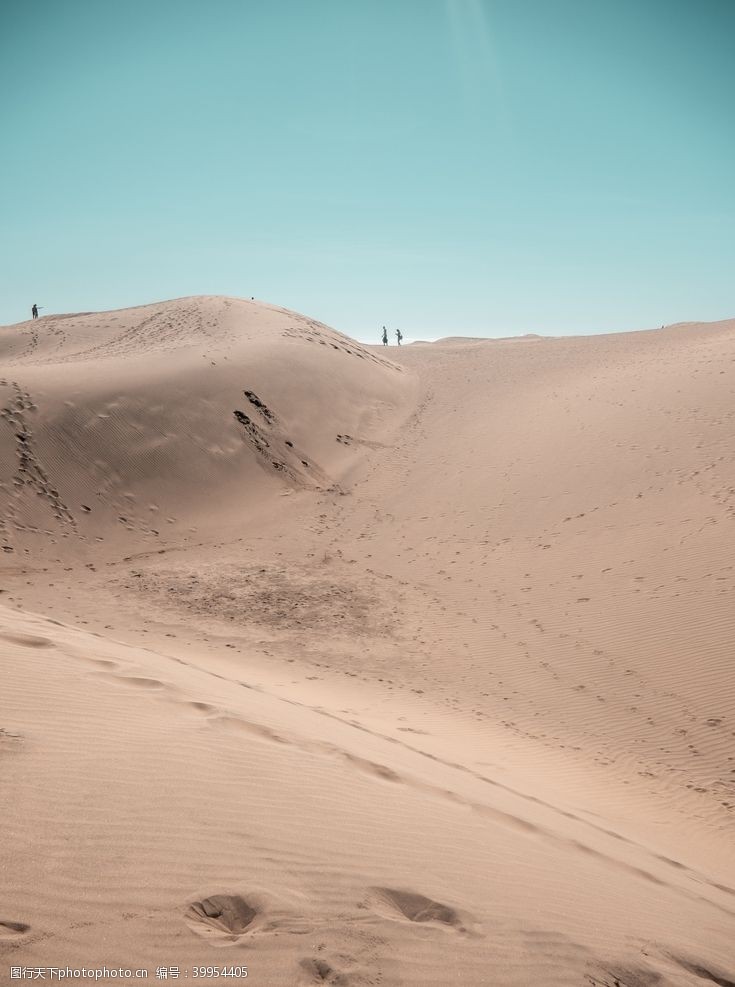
[1,298,734,987]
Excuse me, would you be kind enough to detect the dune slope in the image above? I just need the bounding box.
[1,299,734,986]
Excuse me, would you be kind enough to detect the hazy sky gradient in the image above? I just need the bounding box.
[1,0,733,339]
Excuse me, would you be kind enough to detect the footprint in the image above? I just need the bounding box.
[343,754,401,783]
[670,955,735,987]
[0,632,54,648]
[588,964,663,987]
[367,887,469,932]
[243,391,276,423]
[0,730,23,758]
[185,894,259,943]
[0,920,30,939]
[110,676,165,690]
[185,701,216,714]
[298,958,349,985]
[217,716,287,745]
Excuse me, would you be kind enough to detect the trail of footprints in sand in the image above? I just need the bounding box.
[233,388,333,489]
[5,628,735,986]
[0,643,469,982]
[183,887,471,987]
[183,888,468,941]
[13,326,40,362]
[6,627,735,923]
[280,316,401,373]
[0,378,75,550]
[51,303,213,364]
[0,631,474,981]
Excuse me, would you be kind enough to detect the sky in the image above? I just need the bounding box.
[1,0,733,341]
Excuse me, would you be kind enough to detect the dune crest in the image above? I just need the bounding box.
[0,297,411,558]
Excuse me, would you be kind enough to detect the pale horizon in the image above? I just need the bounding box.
[3,290,725,347]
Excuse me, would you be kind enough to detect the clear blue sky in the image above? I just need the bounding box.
[1,0,733,339]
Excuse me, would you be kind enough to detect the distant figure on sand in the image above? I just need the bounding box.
[31,304,39,319]
[382,326,388,346]
[396,328,403,346]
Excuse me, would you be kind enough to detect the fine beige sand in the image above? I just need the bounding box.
[1,297,734,986]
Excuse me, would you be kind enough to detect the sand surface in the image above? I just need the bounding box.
[1,297,734,986]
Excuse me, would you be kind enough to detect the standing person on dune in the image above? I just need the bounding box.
[31,303,39,319]
[396,328,403,346]
[382,326,388,346]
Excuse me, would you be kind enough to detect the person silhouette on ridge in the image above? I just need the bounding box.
[396,328,403,346]
[31,304,39,319]
[382,326,388,346]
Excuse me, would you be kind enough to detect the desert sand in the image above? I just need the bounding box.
[1,296,734,986]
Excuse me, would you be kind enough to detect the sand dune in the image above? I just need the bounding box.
[2,297,734,986]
